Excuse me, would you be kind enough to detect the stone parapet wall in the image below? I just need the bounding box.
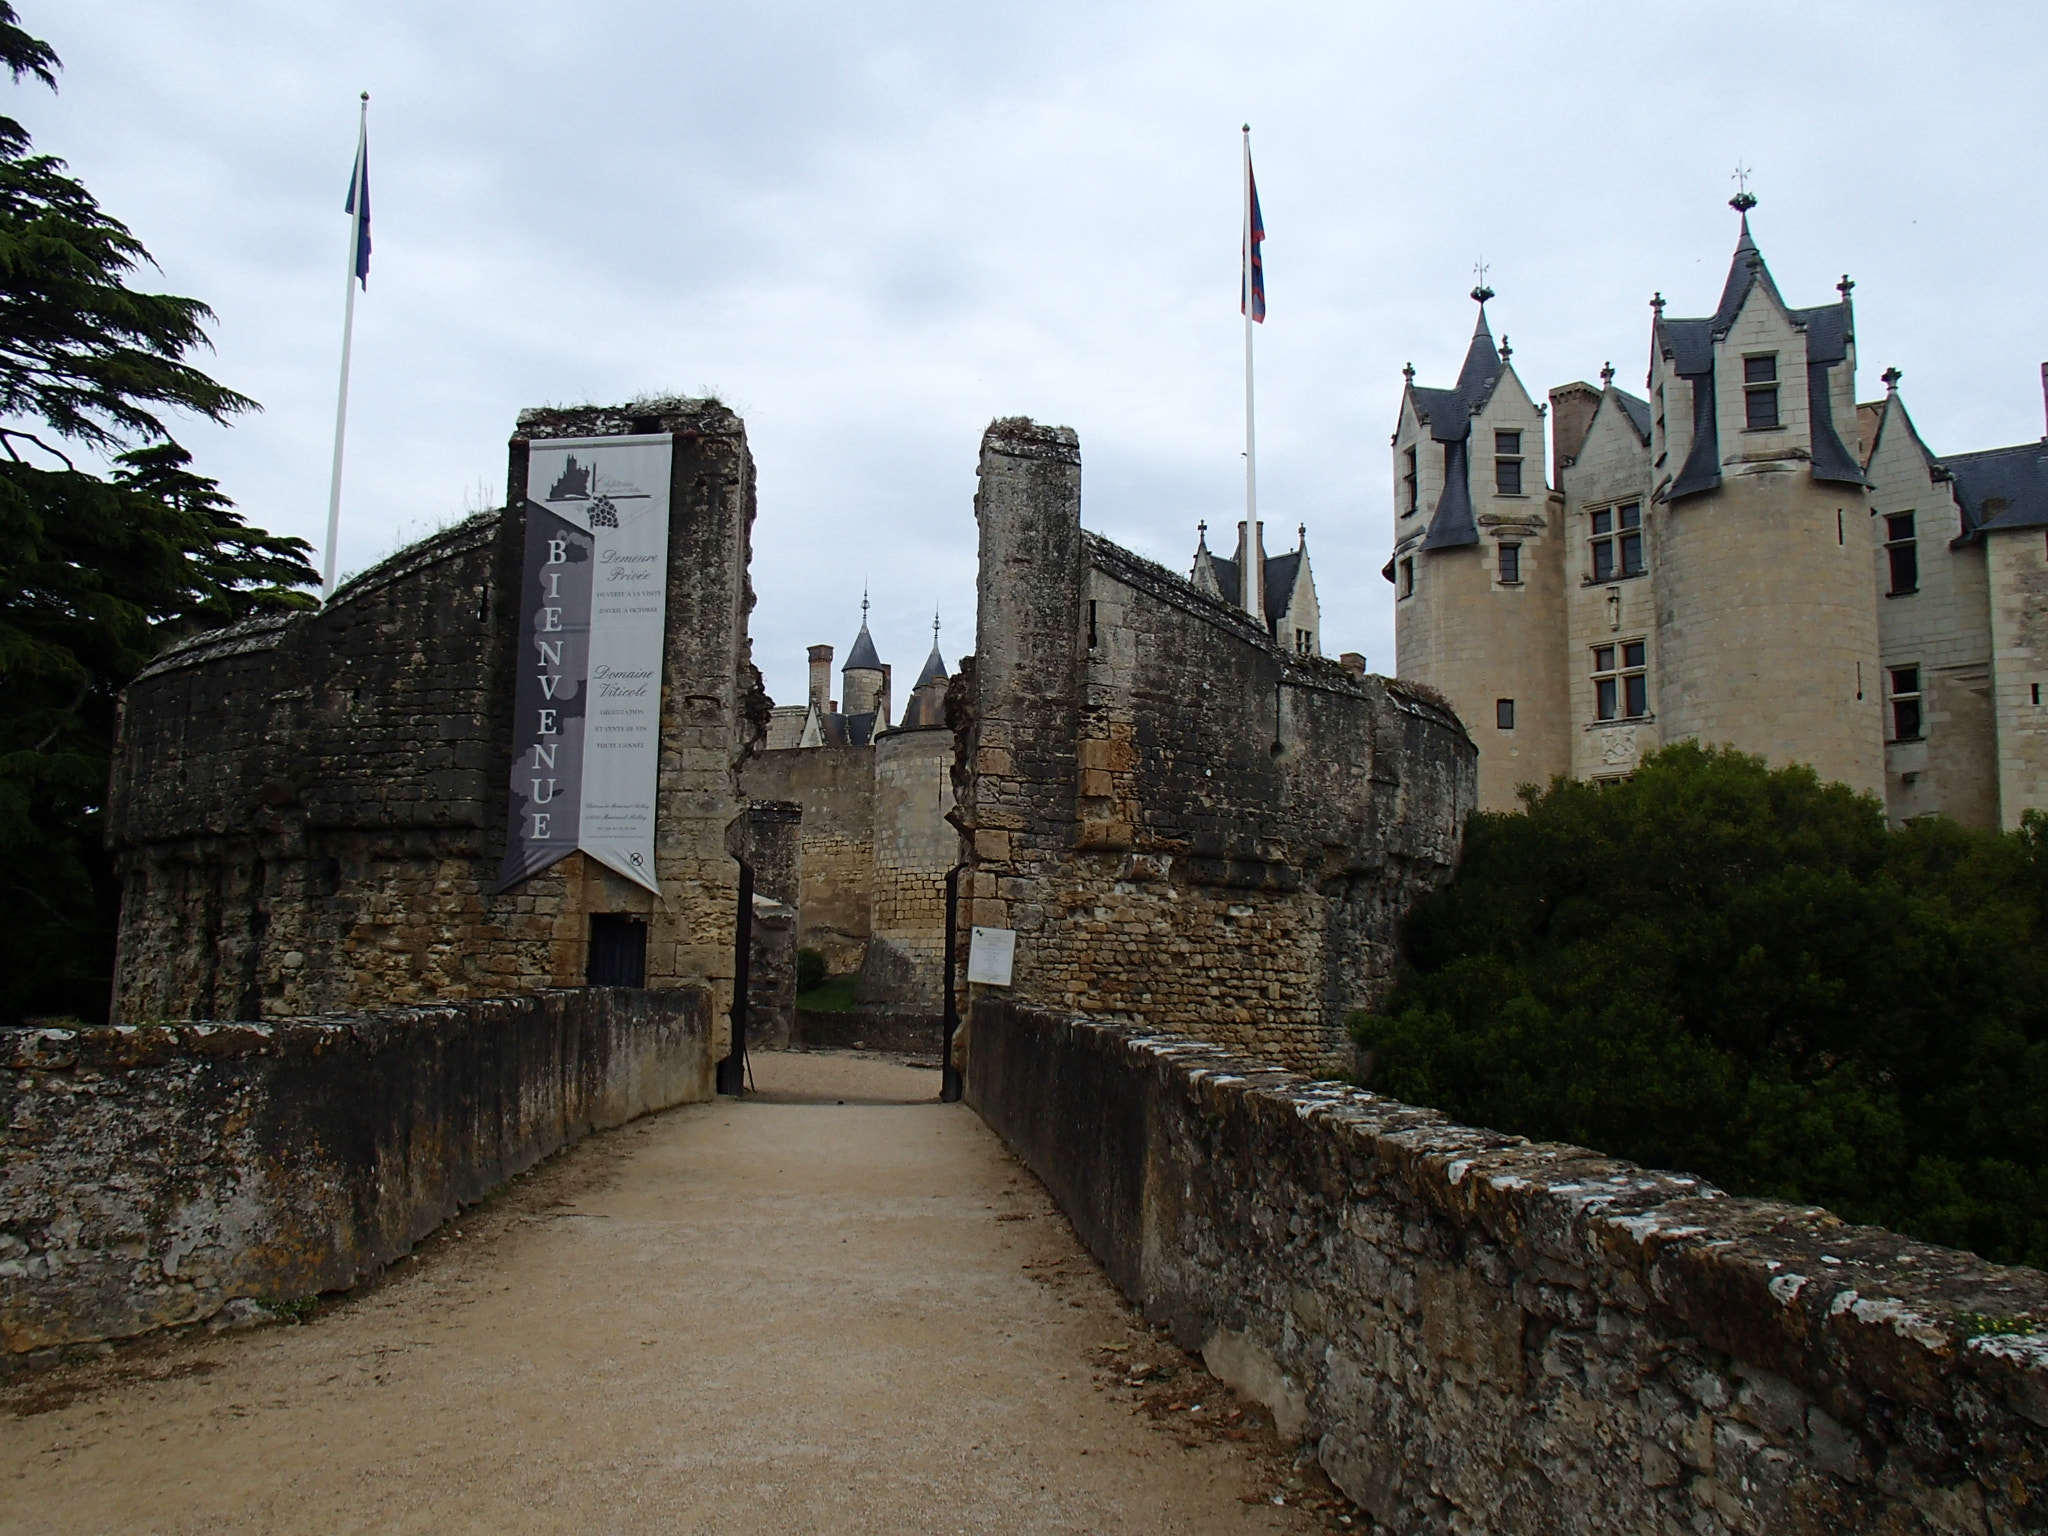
[2,989,710,1359]
[740,744,875,976]
[956,417,1475,1074]
[967,1001,2048,1536]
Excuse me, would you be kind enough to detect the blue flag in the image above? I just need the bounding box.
[344,130,371,289]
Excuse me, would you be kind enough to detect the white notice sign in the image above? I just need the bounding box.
[966,927,1017,987]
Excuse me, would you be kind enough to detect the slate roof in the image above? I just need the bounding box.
[1205,546,1306,630]
[1407,307,1506,552]
[913,640,949,689]
[1613,387,1653,443]
[1943,440,2048,539]
[843,619,883,672]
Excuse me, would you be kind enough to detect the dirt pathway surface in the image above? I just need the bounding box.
[3,1051,1354,1535]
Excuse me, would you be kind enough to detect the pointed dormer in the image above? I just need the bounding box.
[1190,521,1227,599]
[1403,287,1510,553]
[1656,195,1866,504]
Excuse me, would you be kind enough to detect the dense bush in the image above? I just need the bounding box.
[1351,743,2048,1269]
[795,947,828,995]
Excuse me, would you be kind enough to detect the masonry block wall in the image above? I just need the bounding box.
[955,418,1476,1074]
[2,989,710,1357]
[861,724,959,1010]
[970,1002,2048,1536]
[107,399,760,1027]
[728,799,801,1051]
[739,745,874,977]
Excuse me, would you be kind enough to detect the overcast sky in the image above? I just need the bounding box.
[23,2,2048,708]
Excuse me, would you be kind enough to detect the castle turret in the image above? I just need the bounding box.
[1645,197,1882,795]
[899,613,951,728]
[841,595,890,732]
[1190,519,1322,655]
[1389,286,1570,810]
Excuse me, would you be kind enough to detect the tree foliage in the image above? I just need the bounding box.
[0,5,317,1023]
[1352,743,2048,1269]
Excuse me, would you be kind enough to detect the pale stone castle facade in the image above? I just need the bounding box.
[1390,202,2048,828]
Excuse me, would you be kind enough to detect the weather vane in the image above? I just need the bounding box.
[1470,258,1495,306]
[1730,162,1757,213]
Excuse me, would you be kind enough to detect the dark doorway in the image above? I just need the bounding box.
[587,914,647,987]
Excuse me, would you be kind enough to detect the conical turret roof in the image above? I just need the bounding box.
[843,618,882,672]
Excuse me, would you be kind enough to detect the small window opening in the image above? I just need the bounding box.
[1888,665,1923,742]
[1402,446,1419,516]
[1744,354,1780,430]
[1496,698,1515,730]
[1399,557,1415,598]
[1884,512,1918,595]
[2034,682,2042,706]
[1087,599,1098,649]
[587,914,648,987]
[1498,542,1521,584]
[1295,628,1313,656]
[1494,431,1524,496]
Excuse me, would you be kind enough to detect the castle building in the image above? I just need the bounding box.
[743,608,960,1015]
[1191,517,1322,655]
[1391,201,2048,829]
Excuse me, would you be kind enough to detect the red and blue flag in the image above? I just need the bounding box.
[1242,158,1266,323]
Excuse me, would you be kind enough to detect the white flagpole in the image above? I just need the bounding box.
[321,93,368,600]
[1241,124,1263,628]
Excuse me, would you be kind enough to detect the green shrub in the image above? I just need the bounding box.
[795,947,828,995]
[1352,743,2048,1269]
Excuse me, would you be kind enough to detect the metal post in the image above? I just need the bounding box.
[940,862,966,1102]
[717,861,754,1095]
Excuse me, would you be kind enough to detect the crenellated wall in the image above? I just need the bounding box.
[969,1001,2048,1536]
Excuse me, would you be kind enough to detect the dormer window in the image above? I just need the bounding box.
[1494,431,1524,496]
[1402,446,1419,516]
[1743,354,1780,430]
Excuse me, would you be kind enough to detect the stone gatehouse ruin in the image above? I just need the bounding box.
[953,417,1476,1075]
[106,399,762,1029]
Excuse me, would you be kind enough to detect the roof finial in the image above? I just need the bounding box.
[933,607,942,639]
[1838,273,1855,299]
[1197,518,1208,541]
[1729,162,1756,214]
[1297,522,1306,548]
[1650,291,1666,315]
[1401,361,1415,384]
[861,585,869,620]
[1600,361,1615,386]
[1881,366,1902,392]
[1470,257,1494,306]
[1498,333,1512,362]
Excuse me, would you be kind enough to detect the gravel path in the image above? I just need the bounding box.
[3,1050,1351,1535]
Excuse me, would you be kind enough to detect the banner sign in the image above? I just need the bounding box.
[498,433,672,895]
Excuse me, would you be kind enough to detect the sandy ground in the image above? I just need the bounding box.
[2,1050,1360,1535]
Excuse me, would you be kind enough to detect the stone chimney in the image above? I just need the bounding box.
[807,644,832,712]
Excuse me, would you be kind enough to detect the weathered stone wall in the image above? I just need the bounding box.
[2,989,710,1358]
[954,418,1475,1075]
[739,744,874,976]
[969,1001,2048,1536]
[728,800,801,1052]
[859,724,959,1010]
[1989,527,2048,830]
[107,399,760,1028]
